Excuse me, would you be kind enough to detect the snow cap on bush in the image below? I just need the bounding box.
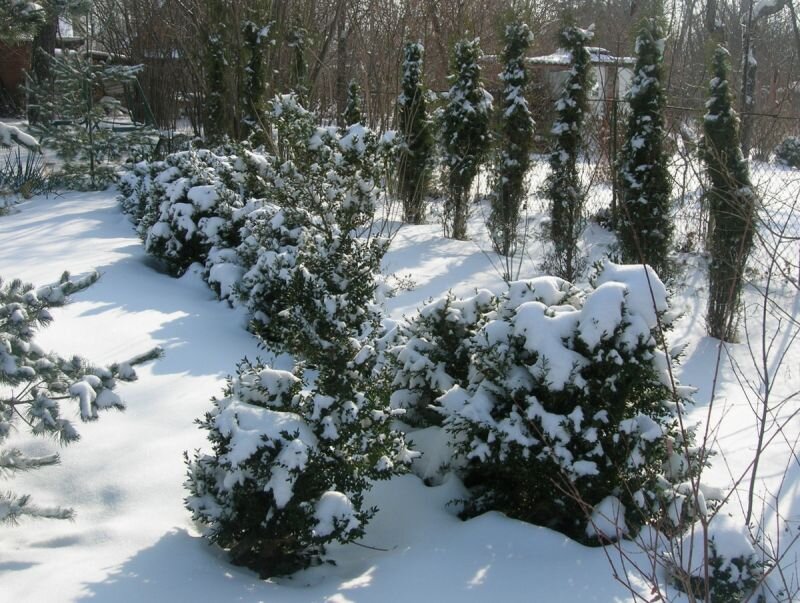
[387,262,696,542]
[185,358,416,576]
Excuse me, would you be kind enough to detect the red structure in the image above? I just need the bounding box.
[0,40,32,111]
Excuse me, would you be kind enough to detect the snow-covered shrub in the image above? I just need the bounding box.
[234,202,303,328]
[118,159,163,227]
[1,272,158,522]
[237,95,393,372]
[202,197,265,301]
[669,514,766,602]
[385,289,500,427]
[121,95,395,352]
[185,358,415,576]
[120,149,252,276]
[144,177,241,275]
[774,136,800,168]
[389,263,698,542]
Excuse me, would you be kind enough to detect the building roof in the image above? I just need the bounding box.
[484,47,635,68]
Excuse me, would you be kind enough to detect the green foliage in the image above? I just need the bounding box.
[27,52,157,190]
[388,265,700,543]
[672,525,766,603]
[1,271,155,523]
[616,16,673,278]
[774,136,800,168]
[397,42,434,225]
[440,37,493,240]
[287,23,309,103]
[701,46,756,342]
[545,24,593,281]
[0,0,45,44]
[489,22,534,258]
[241,20,273,143]
[386,290,497,427]
[687,547,764,603]
[184,98,412,577]
[136,149,246,276]
[0,145,53,202]
[341,79,363,128]
[185,359,413,576]
[238,96,390,378]
[205,3,230,144]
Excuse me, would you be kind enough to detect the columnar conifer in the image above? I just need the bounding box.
[441,38,492,240]
[397,42,434,224]
[545,24,593,281]
[702,46,757,342]
[489,22,534,259]
[617,16,672,277]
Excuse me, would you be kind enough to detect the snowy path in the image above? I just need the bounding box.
[0,192,633,602]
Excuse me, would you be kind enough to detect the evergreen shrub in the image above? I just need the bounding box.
[388,262,699,542]
[185,358,415,576]
[774,136,800,168]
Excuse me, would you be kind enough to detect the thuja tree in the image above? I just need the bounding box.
[545,24,593,281]
[617,16,672,277]
[441,38,493,240]
[341,79,363,127]
[397,42,434,225]
[489,22,534,260]
[1,272,158,523]
[241,19,273,142]
[288,23,309,104]
[205,1,229,143]
[701,46,757,342]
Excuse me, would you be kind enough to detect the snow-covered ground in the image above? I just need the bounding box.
[1,188,798,602]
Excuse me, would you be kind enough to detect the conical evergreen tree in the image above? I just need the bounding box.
[205,0,229,143]
[240,19,272,142]
[287,23,309,104]
[701,45,757,342]
[341,79,363,127]
[441,38,492,240]
[397,42,434,225]
[489,22,534,260]
[617,16,672,277]
[545,24,593,281]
